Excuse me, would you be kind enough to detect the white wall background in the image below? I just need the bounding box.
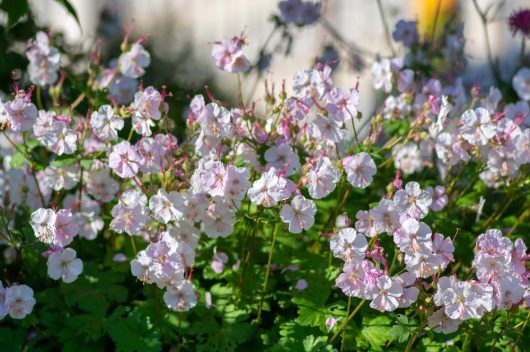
[28,0,528,115]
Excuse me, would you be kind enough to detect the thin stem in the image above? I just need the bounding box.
[471,0,500,84]
[519,38,526,66]
[36,86,44,110]
[376,0,395,56]
[514,311,530,347]
[340,297,352,352]
[404,331,419,352]
[507,207,530,236]
[130,236,138,255]
[237,73,244,108]
[323,187,351,231]
[127,126,134,142]
[256,221,280,323]
[329,299,366,343]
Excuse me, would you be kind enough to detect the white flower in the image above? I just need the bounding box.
[368,275,403,312]
[342,152,376,189]
[264,144,301,177]
[163,281,197,312]
[43,164,80,191]
[47,248,83,283]
[202,199,236,238]
[513,67,530,101]
[393,181,432,219]
[119,43,151,79]
[370,199,399,234]
[108,141,140,178]
[371,59,393,92]
[4,98,37,132]
[428,309,462,334]
[393,218,432,255]
[306,157,340,199]
[280,195,317,234]
[4,284,36,319]
[247,167,291,207]
[392,142,423,175]
[311,114,344,142]
[110,188,148,236]
[459,108,496,146]
[223,165,251,204]
[40,121,78,155]
[330,227,368,262]
[149,189,185,224]
[90,105,124,141]
[30,208,57,244]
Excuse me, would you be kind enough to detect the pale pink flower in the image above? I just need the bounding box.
[90,104,124,141]
[336,260,366,297]
[355,210,377,237]
[280,195,317,234]
[368,275,403,312]
[306,157,340,199]
[247,167,291,207]
[426,186,448,212]
[5,97,38,132]
[47,248,83,283]
[149,189,185,224]
[163,281,197,312]
[330,228,368,262]
[130,86,162,136]
[326,87,359,121]
[393,218,432,255]
[4,284,36,319]
[393,181,432,219]
[459,108,496,146]
[108,141,140,178]
[30,208,57,244]
[264,144,301,177]
[119,43,151,79]
[211,35,250,73]
[428,309,462,334]
[342,152,376,189]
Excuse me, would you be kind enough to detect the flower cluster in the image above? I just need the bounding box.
[370,20,530,188]
[1,7,530,347]
[26,32,60,86]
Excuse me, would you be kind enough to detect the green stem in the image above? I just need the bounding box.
[340,297,352,352]
[256,221,280,323]
[130,236,138,255]
[329,299,366,343]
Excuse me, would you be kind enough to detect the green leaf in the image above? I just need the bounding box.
[107,306,162,352]
[360,315,393,351]
[0,0,29,29]
[54,0,82,30]
[388,315,417,344]
[303,335,335,352]
[0,327,25,351]
[51,155,77,167]
[80,158,93,169]
[9,152,26,169]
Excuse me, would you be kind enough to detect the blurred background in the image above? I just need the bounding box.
[2,0,529,117]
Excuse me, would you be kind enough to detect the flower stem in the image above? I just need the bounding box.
[256,221,280,324]
[340,296,352,352]
[329,299,365,343]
